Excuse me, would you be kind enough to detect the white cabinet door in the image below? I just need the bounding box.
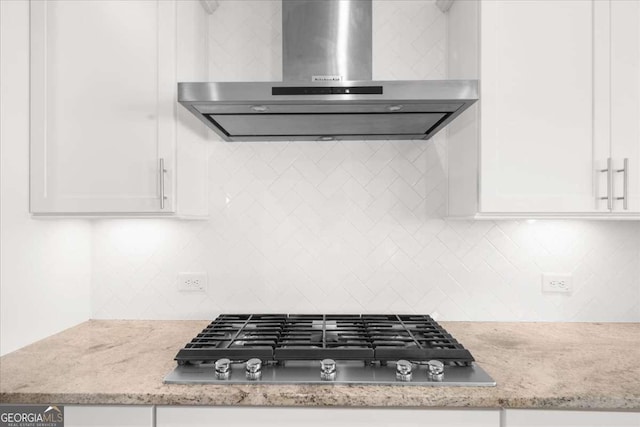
[504,409,640,427]
[65,405,153,427]
[30,0,176,214]
[610,0,640,213]
[156,407,500,427]
[479,1,597,213]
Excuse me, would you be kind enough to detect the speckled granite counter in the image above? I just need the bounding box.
[0,320,638,409]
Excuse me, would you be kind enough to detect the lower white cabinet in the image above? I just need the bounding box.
[504,409,640,427]
[61,406,640,427]
[65,405,153,427]
[155,407,501,427]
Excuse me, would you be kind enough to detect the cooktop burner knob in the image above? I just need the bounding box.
[396,360,413,382]
[320,359,337,381]
[427,360,444,381]
[214,358,231,380]
[245,358,262,380]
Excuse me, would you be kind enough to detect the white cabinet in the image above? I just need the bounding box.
[504,409,640,427]
[29,0,208,216]
[447,0,640,218]
[155,407,501,427]
[50,406,640,427]
[65,405,153,427]
[593,0,640,214]
[480,0,595,213]
[610,0,640,212]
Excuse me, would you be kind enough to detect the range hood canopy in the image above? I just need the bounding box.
[178,0,478,142]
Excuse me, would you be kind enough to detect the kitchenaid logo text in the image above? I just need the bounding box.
[312,75,343,81]
[0,405,63,427]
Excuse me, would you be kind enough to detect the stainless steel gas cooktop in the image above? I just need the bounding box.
[164,314,496,386]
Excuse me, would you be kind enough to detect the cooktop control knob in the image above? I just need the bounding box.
[396,360,413,382]
[245,358,262,380]
[320,358,337,381]
[214,358,231,380]
[427,360,444,381]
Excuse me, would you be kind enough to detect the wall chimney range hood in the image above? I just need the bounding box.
[178,0,478,142]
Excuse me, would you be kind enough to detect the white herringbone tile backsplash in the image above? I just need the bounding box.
[91,0,640,321]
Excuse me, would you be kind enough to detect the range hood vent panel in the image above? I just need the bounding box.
[209,112,449,138]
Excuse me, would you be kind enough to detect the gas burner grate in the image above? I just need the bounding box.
[175,314,287,362]
[275,314,373,361]
[363,315,474,365]
[175,314,475,366]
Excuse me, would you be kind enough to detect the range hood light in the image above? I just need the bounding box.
[250,105,268,112]
[319,136,335,141]
[387,105,404,112]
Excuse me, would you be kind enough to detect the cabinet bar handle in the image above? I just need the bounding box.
[616,158,629,210]
[599,157,613,210]
[159,158,168,209]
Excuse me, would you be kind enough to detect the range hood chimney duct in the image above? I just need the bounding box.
[282,0,372,82]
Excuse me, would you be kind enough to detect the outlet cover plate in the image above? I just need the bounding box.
[178,272,207,292]
[542,273,572,294]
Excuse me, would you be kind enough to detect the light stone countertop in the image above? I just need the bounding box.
[0,320,639,409]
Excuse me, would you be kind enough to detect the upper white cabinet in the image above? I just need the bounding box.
[610,0,640,212]
[448,0,640,218]
[481,0,594,213]
[30,0,208,216]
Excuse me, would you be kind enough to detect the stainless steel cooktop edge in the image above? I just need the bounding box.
[164,362,496,387]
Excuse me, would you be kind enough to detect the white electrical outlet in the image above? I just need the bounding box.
[178,272,207,292]
[542,273,572,294]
